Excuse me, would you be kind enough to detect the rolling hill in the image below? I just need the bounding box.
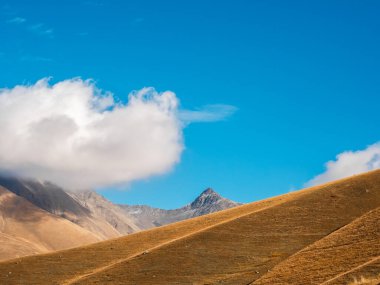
[252,206,380,285]
[0,169,379,284]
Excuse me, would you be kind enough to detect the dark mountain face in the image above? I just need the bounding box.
[0,175,140,240]
[0,176,90,218]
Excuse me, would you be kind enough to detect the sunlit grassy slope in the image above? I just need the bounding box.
[0,170,379,285]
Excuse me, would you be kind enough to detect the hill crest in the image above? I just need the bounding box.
[0,170,379,284]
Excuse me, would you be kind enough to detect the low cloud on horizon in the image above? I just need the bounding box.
[0,78,236,190]
[305,142,380,187]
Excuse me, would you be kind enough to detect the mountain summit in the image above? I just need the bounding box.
[121,188,242,229]
[189,188,241,215]
[191,188,224,208]
[0,176,241,260]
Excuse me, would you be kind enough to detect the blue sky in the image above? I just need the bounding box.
[1,0,380,208]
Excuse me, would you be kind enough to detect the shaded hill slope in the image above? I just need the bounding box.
[0,186,99,261]
[0,170,379,284]
[0,176,141,240]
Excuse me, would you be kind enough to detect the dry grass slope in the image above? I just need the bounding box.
[0,170,379,285]
[323,258,380,285]
[252,207,380,285]
[348,275,380,285]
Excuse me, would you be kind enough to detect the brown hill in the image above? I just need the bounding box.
[0,186,99,261]
[0,170,379,284]
[252,206,380,285]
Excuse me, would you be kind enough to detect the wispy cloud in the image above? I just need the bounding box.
[2,4,16,16]
[6,17,26,24]
[305,142,380,187]
[28,23,54,38]
[5,15,54,39]
[179,104,238,123]
[20,55,53,63]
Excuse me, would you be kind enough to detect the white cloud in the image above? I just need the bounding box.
[305,143,380,187]
[0,78,184,190]
[0,78,237,190]
[179,104,237,123]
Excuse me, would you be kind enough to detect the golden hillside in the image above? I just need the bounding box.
[0,170,379,284]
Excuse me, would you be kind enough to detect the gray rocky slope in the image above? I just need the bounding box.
[120,188,243,229]
[0,176,242,239]
[0,176,139,239]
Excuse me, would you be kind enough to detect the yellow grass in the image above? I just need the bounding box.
[0,169,379,285]
[348,275,380,285]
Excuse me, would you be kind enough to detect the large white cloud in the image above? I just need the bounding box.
[0,78,185,189]
[305,142,380,187]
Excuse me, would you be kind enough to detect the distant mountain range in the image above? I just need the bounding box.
[0,176,241,260]
[120,188,242,228]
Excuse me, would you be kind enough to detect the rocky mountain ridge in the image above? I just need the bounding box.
[0,176,241,260]
[120,188,242,228]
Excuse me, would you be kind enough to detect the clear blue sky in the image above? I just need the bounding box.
[1,0,379,208]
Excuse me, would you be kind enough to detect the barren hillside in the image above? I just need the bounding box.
[0,170,379,284]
